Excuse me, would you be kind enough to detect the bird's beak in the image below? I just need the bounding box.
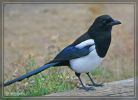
[109,20,121,26]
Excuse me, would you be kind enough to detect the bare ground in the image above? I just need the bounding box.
[47,78,134,96]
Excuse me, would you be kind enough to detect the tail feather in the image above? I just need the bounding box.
[4,62,59,87]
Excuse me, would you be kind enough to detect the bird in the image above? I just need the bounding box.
[3,15,121,91]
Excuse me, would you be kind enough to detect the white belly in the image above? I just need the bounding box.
[69,49,103,73]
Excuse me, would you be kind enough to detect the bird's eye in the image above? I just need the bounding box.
[103,19,112,24]
[102,20,107,24]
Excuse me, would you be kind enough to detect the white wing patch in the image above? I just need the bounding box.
[75,39,95,49]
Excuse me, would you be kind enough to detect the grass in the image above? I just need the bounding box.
[22,68,75,96]
[2,98,22,100]
[4,58,76,96]
[90,67,113,82]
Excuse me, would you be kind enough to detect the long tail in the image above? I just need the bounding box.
[4,62,59,87]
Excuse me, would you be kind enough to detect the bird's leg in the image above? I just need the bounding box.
[75,72,95,91]
[86,72,104,87]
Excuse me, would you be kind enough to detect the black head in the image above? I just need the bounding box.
[87,15,121,57]
[88,15,121,34]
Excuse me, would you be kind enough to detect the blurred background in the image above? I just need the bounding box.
[4,4,134,96]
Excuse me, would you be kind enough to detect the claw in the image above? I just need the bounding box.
[79,86,95,91]
[87,83,104,87]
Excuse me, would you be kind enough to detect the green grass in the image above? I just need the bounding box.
[90,66,113,82]
[22,69,75,96]
[5,58,76,96]
[2,98,22,100]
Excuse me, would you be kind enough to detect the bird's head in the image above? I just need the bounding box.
[88,15,121,35]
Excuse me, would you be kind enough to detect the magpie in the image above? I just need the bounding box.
[3,15,121,91]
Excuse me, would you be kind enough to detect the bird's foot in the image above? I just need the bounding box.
[79,86,95,91]
[87,83,104,87]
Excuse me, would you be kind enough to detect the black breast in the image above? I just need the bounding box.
[95,35,111,58]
